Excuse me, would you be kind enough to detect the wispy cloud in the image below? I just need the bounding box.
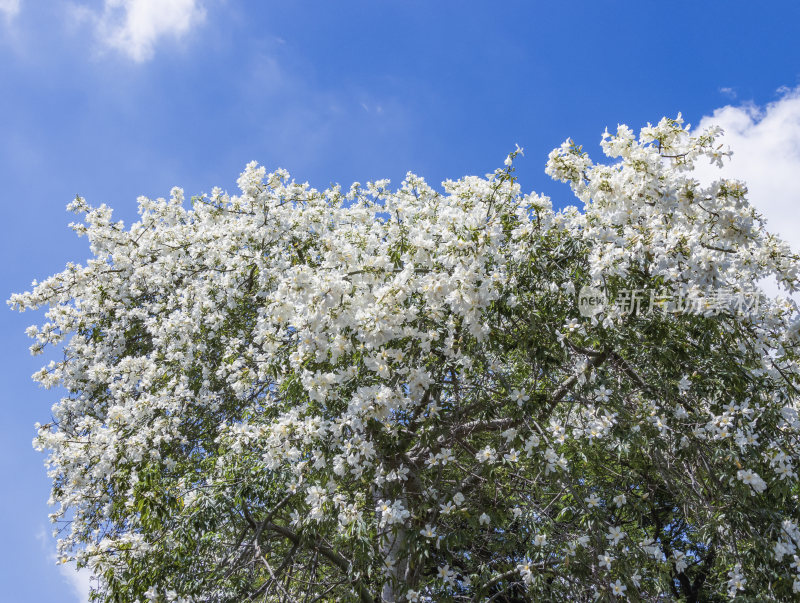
[232,50,416,178]
[0,0,20,21]
[692,86,800,295]
[36,526,92,603]
[73,0,206,62]
[59,562,92,603]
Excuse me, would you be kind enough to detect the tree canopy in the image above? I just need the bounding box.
[11,116,800,602]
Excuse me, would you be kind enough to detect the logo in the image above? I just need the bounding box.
[577,285,606,317]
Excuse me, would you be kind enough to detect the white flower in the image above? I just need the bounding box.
[533,533,547,546]
[476,446,497,463]
[673,550,688,573]
[585,493,601,508]
[501,427,519,442]
[381,556,396,572]
[524,434,540,453]
[775,463,793,480]
[375,499,410,527]
[437,564,456,585]
[612,493,627,507]
[517,559,534,585]
[479,512,490,526]
[652,414,669,433]
[737,469,767,493]
[727,563,746,595]
[606,526,625,545]
[598,551,614,569]
[595,385,612,403]
[610,579,626,595]
[440,501,456,515]
[639,537,661,559]
[510,389,529,407]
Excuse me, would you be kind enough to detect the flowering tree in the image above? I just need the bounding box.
[11,116,800,602]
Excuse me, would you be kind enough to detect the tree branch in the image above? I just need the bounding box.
[265,522,376,603]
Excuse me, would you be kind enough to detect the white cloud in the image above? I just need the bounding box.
[36,526,92,603]
[75,0,206,62]
[59,562,92,603]
[0,0,20,20]
[692,87,800,295]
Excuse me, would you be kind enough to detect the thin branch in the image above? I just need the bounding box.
[265,522,376,603]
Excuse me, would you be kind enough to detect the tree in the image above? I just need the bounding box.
[10,116,800,602]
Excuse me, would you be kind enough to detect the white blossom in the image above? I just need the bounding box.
[12,116,800,601]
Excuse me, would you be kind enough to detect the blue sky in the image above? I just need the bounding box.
[2,1,800,600]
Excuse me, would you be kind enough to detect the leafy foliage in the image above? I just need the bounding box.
[11,117,800,601]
